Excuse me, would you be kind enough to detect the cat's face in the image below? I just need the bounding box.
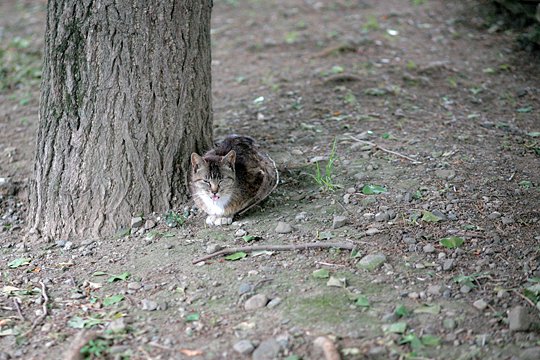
[190,150,236,206]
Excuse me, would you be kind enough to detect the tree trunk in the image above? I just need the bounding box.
[29,0,213,240]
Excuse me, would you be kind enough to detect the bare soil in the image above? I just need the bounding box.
[1,1,540,359]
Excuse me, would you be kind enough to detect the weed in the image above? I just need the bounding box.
[164,210,187,227]
[312,138,338,191]
[80,338,110,358]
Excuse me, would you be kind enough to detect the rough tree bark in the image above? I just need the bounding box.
[29,0,213,240]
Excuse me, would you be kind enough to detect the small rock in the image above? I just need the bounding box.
[295,212,308,221]
[275,222,294,234]
[487,211,501,220]
[460,285,472,294]
[443,318,457,330]
[501,216,514,225]
[244,294,269,310]
[70,292,85,300]
[508,306,531,331]
[131,217,143,228]
[382,312,398,323]
[403,237,416,244]
[252,338,281,360]
[423,244,436,253]
[431,209,446,220]
[233,340,255,355]
[206,243,223,254]
[520,347,540,360]
[357,253,386,271]
[238,283,253,295]
[143,219,156,230]
[64,241,74,250]
[443,259,454,271]
[332,215,348,229]
[141,299,158,311]
[374,212,390,222]
[267,297,282,309]
[435,169,456,180]
[127,282,142,290]
[365,228,380,236]
[235,228,247,237]
[107,318,127,333]
[473,299,488,311]
[427,285,442,296]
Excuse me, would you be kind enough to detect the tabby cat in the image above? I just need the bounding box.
[190,135,278,226]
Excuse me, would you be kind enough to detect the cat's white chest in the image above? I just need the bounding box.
[200,194,231,215]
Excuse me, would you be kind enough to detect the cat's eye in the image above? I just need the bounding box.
[202,180,210,186]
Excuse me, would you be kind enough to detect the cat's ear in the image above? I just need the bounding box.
[191,153,206,172]
[221,150,236,171]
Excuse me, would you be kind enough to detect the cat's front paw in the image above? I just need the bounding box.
[206,215,217,225]
[214,216,233,226]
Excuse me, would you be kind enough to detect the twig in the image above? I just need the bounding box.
[507,171,516,181]
[193,242,356,264]
[22,281,49,337]
[348,135,422,164]
[13,298,25,321]
[512,289,537,308]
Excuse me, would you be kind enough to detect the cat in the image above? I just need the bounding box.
[190,135,279,226]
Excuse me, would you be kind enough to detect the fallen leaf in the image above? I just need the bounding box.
[326,276,347,288]
[8,258,31,268]
[439,236,464,249]
[103,294,124,306]
[185,313,200,322]
[362,184,387,195]
[313,269,330,279]
[421,211,442,223]
[224,252,247,261]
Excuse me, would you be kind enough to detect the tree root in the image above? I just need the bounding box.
[192,242,356,264]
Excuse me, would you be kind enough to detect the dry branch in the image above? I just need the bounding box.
[348,135,422,164]
[22,281,49,337]
[192,242,356,264]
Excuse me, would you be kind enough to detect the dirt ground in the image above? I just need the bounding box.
[1,0,540,359]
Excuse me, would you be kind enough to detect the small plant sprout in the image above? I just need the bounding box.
[312,138,339,191]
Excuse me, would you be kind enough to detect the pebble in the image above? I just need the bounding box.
[107,318,127,333]
[206,243,223,254]
[473,299,488,311]
[508,306,531,331]
[235,228,247,237]
[56,239,66,247]
[423,244,436,253]
[431,209,446,220]
[233,340,255,355]
[127,282,142,290]
[238,283,253,295]
[460,285,472,294]
[427,284,442,296]
[267,297,282,309]
[252,338,281,360]
[520,347,540,360]
[332,215,348,229]
[141,299,158,311]
[365,228,380,236]
[443,259,454,271]
[403,237,416,244]
[435,169,456,180]
[357,253,386,271]
[64,241,74,250]
[443,318,457,330]
[295,212,308,221]
[488,211,501,220]
[70,292,86,300]
[275,222,294,234]
[501,216,514,225]
[244,294,269,310]
[143,219,156,230]
[131,217,143,228]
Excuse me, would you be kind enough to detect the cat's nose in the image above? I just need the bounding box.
[211,185,219,193]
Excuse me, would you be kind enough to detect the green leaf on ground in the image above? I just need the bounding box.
[8,258,31,268]
[527,132,540,137]
[67,316,104,329]
[421,211,442,222]
[414,304,441,315]
[517,106,533,113]
[383,322,407,334]
[242,235,257,243]
[361,184,387,195]
[421,335,441,346]
[519,180,532,189]
[107,272,131,283]
[103,294,124,306]
[185,313,200,322]
[439,236,464,249]
[400,334,423,351]
[327,276,347,288]
[395,304,410,317]
[355,295,370,308]
[312,269,330,279]
[225,252,247,261]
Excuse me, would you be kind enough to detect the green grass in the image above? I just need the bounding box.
[312,138,338,191]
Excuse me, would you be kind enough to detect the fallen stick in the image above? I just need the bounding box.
[22,281,49,337]
[13,298,25,321]
[192,242,356,264]
[348,135,422,164]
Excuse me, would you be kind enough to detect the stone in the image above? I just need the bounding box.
[365,228,380,236]
[435,169,456,180]
[520,347,540,360]
[443,259,454,271]
[267,297,282,309]
[238,283,253,295]
[487,211,501,220]
[244,294,269,310]
[423,244,436,253]
[332,215,348,229]
[235,228,247,237]
[127,282,142,290]
[275,222,293,234]
[206,243,223,254]
[233,340,255,355]
[460,285,472,294]
[357,253,386,271]
[427,284,441,296]
[252,338,281,360]
[107,318,127,333]
[501,216,514,225]
[131,217,144,228]
[443,318,457,330]
[374,212,390,222]
[143,219,156,230]
[473,299,488,311]
[508,306,531,331]
[141,299,158,311]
